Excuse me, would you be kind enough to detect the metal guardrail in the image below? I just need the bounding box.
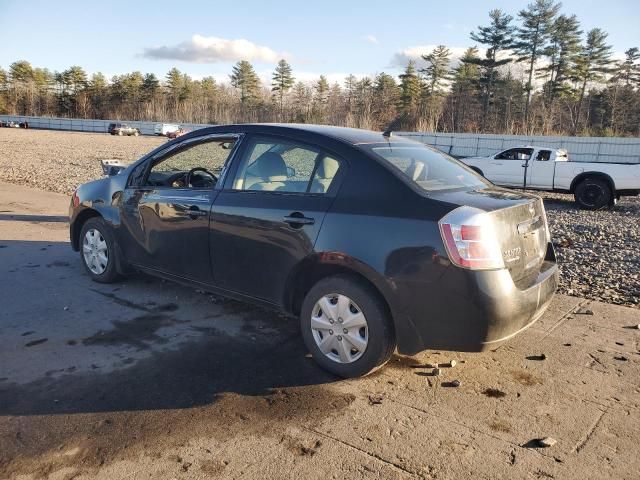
[2,115,639,164]
[0,115,211,137]
[396,132,640,164]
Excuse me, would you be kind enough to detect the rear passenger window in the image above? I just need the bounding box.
[232,138,340,194]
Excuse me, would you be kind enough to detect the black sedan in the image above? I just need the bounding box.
[69,124,558,377]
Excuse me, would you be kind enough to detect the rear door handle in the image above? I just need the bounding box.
[283,213,315,227]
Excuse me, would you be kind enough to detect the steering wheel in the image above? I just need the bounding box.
[185,167,216,187]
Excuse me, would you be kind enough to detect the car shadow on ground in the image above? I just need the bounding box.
[0,239,338,418]
[0,327,336,417]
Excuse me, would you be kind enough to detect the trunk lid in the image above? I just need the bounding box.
[432,186,550,283]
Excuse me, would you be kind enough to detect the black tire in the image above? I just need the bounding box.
[79,217,120,283]
[574,177,612,210]
[300,274,396,378]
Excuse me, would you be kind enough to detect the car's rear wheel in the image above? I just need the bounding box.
[80,217,120,283]
[117,130,123,136]
[574,177,612,210]
[134,130,139,136]
[300,275,395,378]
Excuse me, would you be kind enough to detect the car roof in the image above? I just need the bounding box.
[194,123,417,147]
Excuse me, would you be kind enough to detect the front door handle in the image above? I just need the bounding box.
[186,206,208,219]
[283,212,315,227]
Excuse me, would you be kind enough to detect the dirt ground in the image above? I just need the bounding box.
[1,181,639,480]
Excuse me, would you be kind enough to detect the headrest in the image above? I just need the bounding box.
[317,156,340,179]
[254,152,287,182]
[406,160,427,181]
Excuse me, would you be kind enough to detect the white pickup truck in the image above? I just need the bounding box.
[461,146,640,210]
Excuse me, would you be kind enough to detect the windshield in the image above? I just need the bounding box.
[366,143,489,192]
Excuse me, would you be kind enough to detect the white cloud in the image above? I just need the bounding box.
[364,34,379,45]
[390,45,483,70]
[442,23,454,30]
[142,34,289,64]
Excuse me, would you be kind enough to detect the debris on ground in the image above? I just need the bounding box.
[432,367,442,377]
[614,355,628,362]
[368,394,384,405]
[538,437,557,448]
[575,307,594,315]
[527,353,547,361]
[482,388,507,398]
[450,379,461,387]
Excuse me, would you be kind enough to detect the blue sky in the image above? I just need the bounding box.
[1,0,638,84]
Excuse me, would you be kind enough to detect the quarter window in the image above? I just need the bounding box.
[232,138,340,194]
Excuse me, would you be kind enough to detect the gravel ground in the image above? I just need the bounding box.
[539,191,640,308]
[1,128,638,308]
[0,128,164,194]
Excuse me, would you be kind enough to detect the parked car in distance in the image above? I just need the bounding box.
[461,146,640,210]
[166,127,188,139]
[69,124,558,377]
[108,123,140,136]
[154,123,181,136]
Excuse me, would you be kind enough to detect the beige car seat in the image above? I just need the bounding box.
[405,160,427,182]
[245,152,288,191]
[310,156,340,193]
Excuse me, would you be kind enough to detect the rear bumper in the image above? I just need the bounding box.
[396,243,559,354]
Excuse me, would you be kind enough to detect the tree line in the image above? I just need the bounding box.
[1,0,639,136]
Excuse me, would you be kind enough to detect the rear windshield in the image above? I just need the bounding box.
[366,143,489,192]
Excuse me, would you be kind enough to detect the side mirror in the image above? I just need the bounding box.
[101,159,127,176]
[286,166,296,177]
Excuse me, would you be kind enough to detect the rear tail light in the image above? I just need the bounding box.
[439,206,504,270]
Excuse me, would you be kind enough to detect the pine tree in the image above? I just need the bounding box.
[573,28,614,133]
[513,0,561,123]
[292,81,312,122]
[344,74,358,111]
[451,47,481,131]
[420,45,452,95]
[399,60,422,111]
[464,9,515,130]
[314,75,330,105]
[142,73,160,101]
[312,75,330,123]
[271,59,294,118]
[615,48,640,86]
[165,68,183,100]
[9,60,34,83]
[541,14,583,101]
[373,72,400,129]
[229,60,260,106]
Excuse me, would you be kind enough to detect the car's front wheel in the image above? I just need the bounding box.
[80,217,120,283]
[300,275,395,378]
